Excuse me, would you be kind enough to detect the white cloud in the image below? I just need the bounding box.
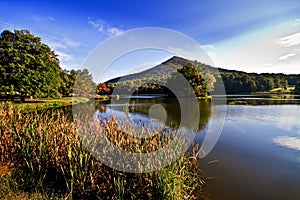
[42,36,84,66]
[62,37,83,48]
[201,44,214,49]
[88,18,106,32]
[44,38,67,49]
[209,19,300,74]
[31,15,55,22]
[56,51,74,62]
[289,19,300,27]
[277,32,300,47]
[278,53,295,61]
[107,27,124,37]
[59,62,82,70]
[43,37,82,49]
[207,51,216,57]
[88,17,124,37]
[273,136,300,151]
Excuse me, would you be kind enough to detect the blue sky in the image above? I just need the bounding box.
[1,0,300,80]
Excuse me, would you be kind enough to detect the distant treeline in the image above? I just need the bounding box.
[218,69,300,94]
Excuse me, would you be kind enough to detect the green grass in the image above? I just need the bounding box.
[3,97,89,112]
[4,96,110,112]
[0,102,205,199]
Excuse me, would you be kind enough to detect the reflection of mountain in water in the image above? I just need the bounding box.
[95,98,212,132]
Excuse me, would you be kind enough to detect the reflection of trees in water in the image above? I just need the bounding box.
[161,99,211,131]
[227,94,300,105]
[95,98,212,132]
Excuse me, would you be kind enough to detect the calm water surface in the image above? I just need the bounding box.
[96,95,300,200]
[200,104,300,200]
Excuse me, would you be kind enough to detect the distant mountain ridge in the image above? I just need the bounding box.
[105,56,300,94]
[105,56,215,83]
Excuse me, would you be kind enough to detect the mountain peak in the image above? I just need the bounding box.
[163,56,191,64]
[162,56,193,70]
[105,56,199,83]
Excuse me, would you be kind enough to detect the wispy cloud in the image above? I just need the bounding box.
[64,38,82,48]
[56,51,74,62]
[107,27,124,37]
[288,19,300,27]
[43,37,83,49]
[43,38,67,49]
[0,19,15,29]
[201,44,214,49]
[42,37,84,65]
[278,53,295,61]
[201,44,216,59]
[88,17,124,37]
[31,15,55,22]
[209,19,300,74]
[277,32,300,47]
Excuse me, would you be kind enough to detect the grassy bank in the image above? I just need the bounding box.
[253,86,295,95]
[0,102,204,199]
[5,97,90,112]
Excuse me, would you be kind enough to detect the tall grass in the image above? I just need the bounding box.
[0,102,205,199]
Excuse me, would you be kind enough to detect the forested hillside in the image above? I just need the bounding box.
[102,56,300,96]
[104,56,216,97]
[219,69,300,94]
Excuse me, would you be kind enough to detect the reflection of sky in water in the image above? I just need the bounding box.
[225,105,300,132]
[94,107,164,128]
[273,136,300,151]
[197,104,300,199]
[223,105,300,153]
[94,106,172,139]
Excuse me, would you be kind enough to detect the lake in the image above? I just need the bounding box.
[93,95,300,200]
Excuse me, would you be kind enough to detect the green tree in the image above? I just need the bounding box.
[72,69,96,96]
[0,29,64,100]
[58,69,81,97]
[295,81,300,94]
[274,77,281,88]
[176,64,209,97]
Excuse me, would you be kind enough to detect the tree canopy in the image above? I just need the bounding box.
[0,29,96,100]
[0,30,64,99]
[176,64,209,97]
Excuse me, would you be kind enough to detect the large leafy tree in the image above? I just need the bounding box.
[72,69,96,96]
[0,29,63,100]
